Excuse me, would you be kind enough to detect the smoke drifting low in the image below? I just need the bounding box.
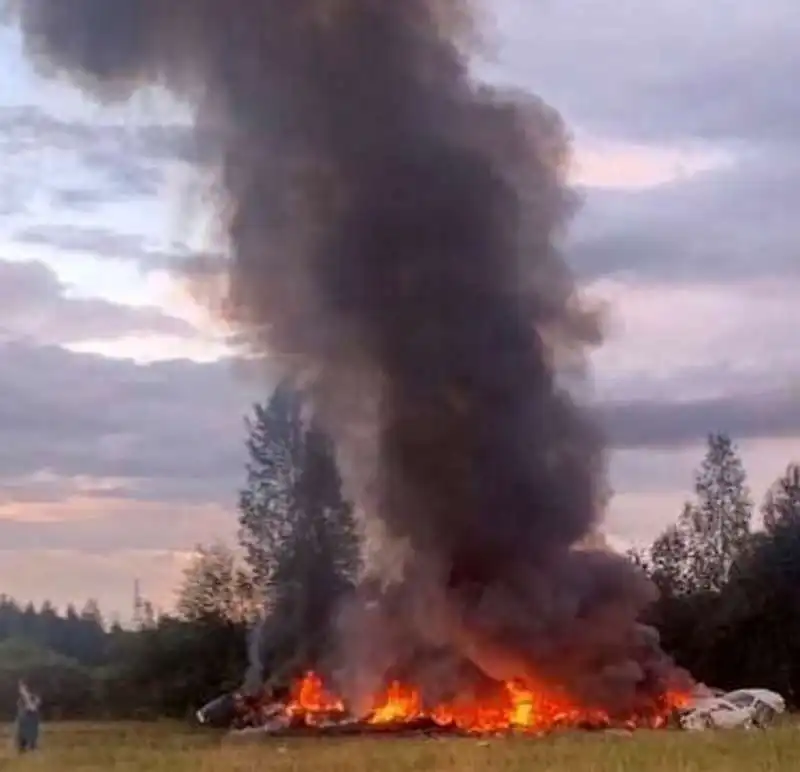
[8,0,690,712]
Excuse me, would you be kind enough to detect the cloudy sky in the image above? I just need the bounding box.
[1,1,798,618]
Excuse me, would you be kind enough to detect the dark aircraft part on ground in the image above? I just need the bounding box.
[196,694,239,727]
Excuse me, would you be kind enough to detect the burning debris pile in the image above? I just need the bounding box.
[9,0,695,733]
[202,671,689,737]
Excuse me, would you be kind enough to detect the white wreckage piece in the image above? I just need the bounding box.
[678,687,786,731]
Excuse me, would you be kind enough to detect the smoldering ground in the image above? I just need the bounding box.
[6,0,691,712]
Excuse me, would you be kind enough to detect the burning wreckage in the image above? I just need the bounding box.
[197,671,692,738]
[194,541,699,739]
[8,0,759,740]
[198,679,787,737]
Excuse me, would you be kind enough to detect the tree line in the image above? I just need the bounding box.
[4,385,800,720]
[630,433,800,704]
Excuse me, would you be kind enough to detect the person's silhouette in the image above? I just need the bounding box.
[15,680,42,753]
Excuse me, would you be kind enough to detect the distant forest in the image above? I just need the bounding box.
[5,385,800,719]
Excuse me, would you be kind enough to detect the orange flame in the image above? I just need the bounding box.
[286,672,345,723]
[283,671,689,734]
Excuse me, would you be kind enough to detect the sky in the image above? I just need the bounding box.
[2,1,799,619]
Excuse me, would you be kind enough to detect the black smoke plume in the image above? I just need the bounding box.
[7,0,690,713]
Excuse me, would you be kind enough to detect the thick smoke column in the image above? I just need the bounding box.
[8,0,689,712]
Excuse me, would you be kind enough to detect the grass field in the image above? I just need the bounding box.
[1,720,798,771]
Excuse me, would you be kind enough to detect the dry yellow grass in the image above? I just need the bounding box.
[1,720,798,771]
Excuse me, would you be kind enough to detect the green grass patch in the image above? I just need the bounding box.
[1,720,798,771]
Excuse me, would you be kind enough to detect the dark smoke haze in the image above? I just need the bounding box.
[7,0,690,712]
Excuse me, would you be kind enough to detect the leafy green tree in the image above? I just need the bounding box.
[238,383,304,592]
[237,382,361,690]
[711,518,800,701]
[258,422,360,683]
[118,615,249,718]
[648,517,692,597]
[681,433,752,592]
[762,463,800,535]
[176,542,260,624]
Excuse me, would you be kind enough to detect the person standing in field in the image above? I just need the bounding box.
[14,680,42,754]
